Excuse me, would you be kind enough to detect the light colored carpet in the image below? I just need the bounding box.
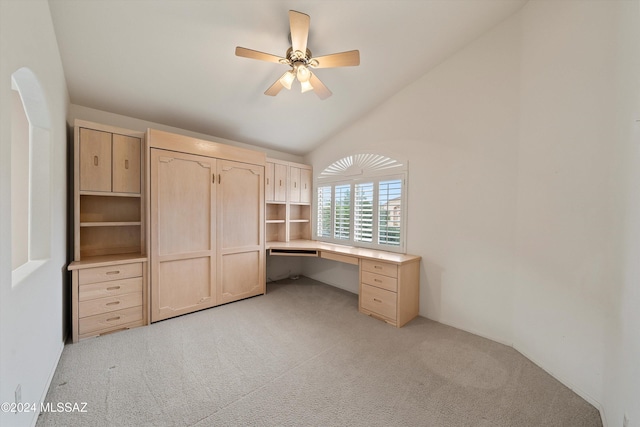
[37,277,601,426]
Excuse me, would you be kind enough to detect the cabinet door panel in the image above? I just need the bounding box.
[112,134,141,193]
[219,161,262,249]
[300,168,312,203]
[80,128,111,192]
[157,257,213,316]
[217,160,264,304]
[289,166,301,203]
[151,149,216,322]
[220,251,262,303]
[265,162,275,202]
[274,163,287,202]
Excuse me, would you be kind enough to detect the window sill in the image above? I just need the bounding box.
[12,259,47,288]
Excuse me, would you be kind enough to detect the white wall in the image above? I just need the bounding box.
[305,4,522,346]
[511,0,640,416]
[305,0,640,423]
[0,1,70,427]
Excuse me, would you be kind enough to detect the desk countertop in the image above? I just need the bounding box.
[267,240,421,265]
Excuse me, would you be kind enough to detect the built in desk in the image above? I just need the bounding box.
[267,240,421,327]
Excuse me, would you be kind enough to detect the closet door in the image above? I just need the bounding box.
[150,149,216,322]
[217,160,265,304]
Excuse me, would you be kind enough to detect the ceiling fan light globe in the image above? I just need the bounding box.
[296,64,311,82]
[279,71,295,90]
[300,80,313,93]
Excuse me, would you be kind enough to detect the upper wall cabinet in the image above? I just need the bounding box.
[79,128,141,194]
[265,160,287,202]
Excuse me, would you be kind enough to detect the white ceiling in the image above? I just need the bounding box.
[48,0,527,155]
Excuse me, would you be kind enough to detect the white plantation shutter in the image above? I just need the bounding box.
[378,179,402,246]
[354,182,374,243]
[334,184,351,240]
[317,186,332,238]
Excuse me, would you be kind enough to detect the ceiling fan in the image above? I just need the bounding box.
[235,10,360,100]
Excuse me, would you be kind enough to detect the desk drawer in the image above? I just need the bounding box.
[79,306,143,335]
[362,271,397,292]
[79,291,142,318]
[361,284,397,321]
[361,259,397,278]
[79,277,142,302]
[78,262,142,285]
[321,251,359,265]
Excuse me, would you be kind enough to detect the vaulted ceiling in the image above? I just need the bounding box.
[48,0,527,155]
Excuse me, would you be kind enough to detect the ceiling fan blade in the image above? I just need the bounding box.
[235,47,284,64]
[309,72,332,100]
[264,74,287,96]
[289,10,310,53]
[311,50,360,68]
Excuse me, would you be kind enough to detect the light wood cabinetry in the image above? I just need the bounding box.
[150,149,216,322]
[265,158,312,243]
[359,258,420,327]
[217,160,265,304]
[266,161,287,202]
[69,120,147,343]
[148,129,265,322]
[267,240,421,328]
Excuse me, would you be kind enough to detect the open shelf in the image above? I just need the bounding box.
[80,195,141,223]
[290,204,310,222]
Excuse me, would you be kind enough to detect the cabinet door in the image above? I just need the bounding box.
[150,149,216,322]
[300,168,312,204]
[79,128,112,192]
[289,166,301,203]
[274,163,287,202]
[265,161,275,202]
[217,160,265,304]
[112,134,141,194]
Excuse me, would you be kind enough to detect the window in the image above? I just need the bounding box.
[315,154,407,252]
[10,68,51,286]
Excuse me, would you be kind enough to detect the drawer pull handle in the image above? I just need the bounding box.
[373,298,382,303]
[106,301,120,306]
[106,316,121,322]
[106,286,121,291]
[125,159,129,169]
[374,266,382,269]
[105,271,120,275]
[93,156,98,166]
[374,279,382,283]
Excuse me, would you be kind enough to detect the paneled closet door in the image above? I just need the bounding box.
[216,160,265,304]
[150,149,216,322]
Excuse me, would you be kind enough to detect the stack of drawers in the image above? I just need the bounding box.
[360,260,399,324]
[359,258,420,327]
[76,262,144,340]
